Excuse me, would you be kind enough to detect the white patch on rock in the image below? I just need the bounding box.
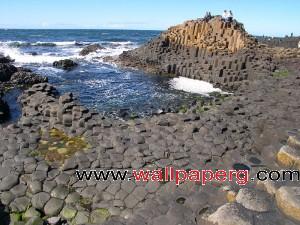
[169,76,227,95]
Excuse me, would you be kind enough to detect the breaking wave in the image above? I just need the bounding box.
[0,40,137,65]
[2,41,78,47]
[0,44,69,64]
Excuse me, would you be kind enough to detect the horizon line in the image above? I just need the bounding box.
[0,27,164,31]
[0,27,298,38]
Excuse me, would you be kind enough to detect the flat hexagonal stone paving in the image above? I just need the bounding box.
[32,192,51,210]
[44,198,64,216]
[0,175,19,191]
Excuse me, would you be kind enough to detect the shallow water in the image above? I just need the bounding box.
[0,29,218,118]
[2,88,22,124]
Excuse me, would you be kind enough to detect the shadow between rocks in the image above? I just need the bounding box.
[0,203,10,225]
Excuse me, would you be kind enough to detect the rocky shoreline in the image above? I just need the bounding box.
[1,17,300,225]
[117,16,300,91]
[0,55,48,123]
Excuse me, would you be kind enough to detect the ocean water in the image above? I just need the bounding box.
[0,29,219,118]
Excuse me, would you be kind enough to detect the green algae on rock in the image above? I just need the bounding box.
[37,128,91,163]
[272,69,290,78]
[90,208,111,224]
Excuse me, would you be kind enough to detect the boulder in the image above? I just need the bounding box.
[236,188,273,212]
[0,63,18,82]
[79,44,104,56]
[287,134,300,150]
[276,186,300,221]
[53,59,78,70]
[277,145,300,169]
[208,203,253,225]
[10,71,48,85]
[0,54,13,63]
[29,52,38,56]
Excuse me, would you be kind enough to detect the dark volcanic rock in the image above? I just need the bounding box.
[53,59,78,70]
[0,60,49,124]
[0,55,13,63]
[10,71,48,85]
[17,67,32,73]
[0,97,9,122]
[79,44,105,56]
[0,203,9,225]
[117,16,278,91]
[0,63,18,82]
[29,52,38,56]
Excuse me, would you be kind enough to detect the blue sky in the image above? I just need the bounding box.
[0,0,299,36]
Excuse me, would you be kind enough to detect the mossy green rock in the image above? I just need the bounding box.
[38,128,91,163]
[10,213,22,222]
[57,148,68,154]
[272,69,289,78]
[90,208,111,224]
[61,206,77,220]
[23,207,41,219]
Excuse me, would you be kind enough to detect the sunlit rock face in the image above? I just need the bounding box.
[161,16,257,53]
[118,16,276,91]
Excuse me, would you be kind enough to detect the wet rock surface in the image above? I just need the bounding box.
[0,59,48,124]
[0,63,18,82]
[0,54,13,64]
[10,71,48,85]
[53,59,78,70]
[79,44,105,56]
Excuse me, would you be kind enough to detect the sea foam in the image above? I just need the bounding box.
[169,76,224,95]
[79,41,138,62]
[0,40,138,65]
[0,46,68,64]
